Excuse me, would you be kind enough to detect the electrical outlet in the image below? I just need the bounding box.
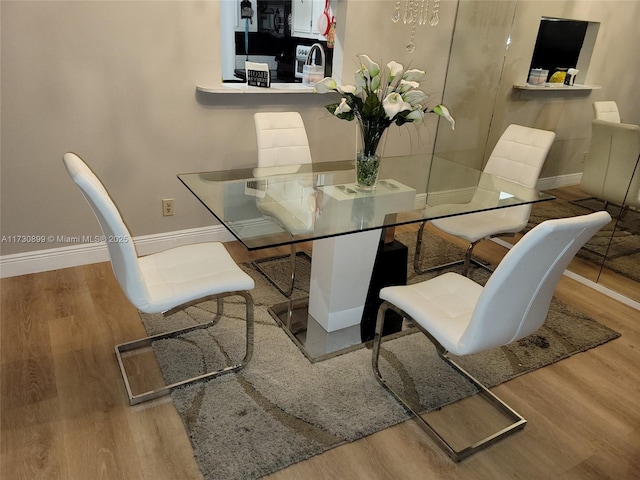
[162,198,174,216]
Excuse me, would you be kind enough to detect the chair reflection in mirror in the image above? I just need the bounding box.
[592,101,621,123]
[577,119,640,212]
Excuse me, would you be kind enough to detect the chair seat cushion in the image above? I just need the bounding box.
[137,242,255,314]
[380,272,483,355]
[430,210,526,242]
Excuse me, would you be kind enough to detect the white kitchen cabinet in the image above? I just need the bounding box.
[291,0,326,39]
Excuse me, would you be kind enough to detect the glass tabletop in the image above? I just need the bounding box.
[178,155,555,250]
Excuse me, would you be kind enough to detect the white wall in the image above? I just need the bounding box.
[0,0,453,260]
[2,0,639,268]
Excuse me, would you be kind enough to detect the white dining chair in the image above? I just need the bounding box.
[592,101,621,123]
[579,119,640,209]
[63,152,255,405]
[254,111,313,167]
[252,112,313,296]
[373,211,611,462]
[415,124,556,275]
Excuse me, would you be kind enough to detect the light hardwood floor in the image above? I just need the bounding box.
[2,226,639,480]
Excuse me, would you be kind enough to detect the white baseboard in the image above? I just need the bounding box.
[537,173,582,190]
[0,225,235,279]
[562,269,640,311]
[491,237,639,311]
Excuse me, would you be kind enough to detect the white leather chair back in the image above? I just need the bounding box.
[581,119,640,208]
[458,211,611,354]
[593,101,621,123]
[484,124,556,188]
[63,153,151,309]
[479,124,556,228]
[254,112,312,167]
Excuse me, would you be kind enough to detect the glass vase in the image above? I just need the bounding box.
[355,120,387,191]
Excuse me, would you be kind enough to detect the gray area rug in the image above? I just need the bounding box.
[527,197,640,283]
[140,230,620,480]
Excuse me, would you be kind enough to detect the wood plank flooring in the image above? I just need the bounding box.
[2,226,639,479]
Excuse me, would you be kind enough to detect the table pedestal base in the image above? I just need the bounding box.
[308,230,382,332]
[268,297,415,363]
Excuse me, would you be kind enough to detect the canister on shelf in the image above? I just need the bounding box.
[528,68,548,86]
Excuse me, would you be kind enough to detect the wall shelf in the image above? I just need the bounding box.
[513,83,602,91]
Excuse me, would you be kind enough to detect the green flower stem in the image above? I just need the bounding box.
[358,120,388,157]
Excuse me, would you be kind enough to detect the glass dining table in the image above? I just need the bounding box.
[178,155,554,362]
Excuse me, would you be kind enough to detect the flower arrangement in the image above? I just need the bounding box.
[315,54,454,189]
[315,54,455,157]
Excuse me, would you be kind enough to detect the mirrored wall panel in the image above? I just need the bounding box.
[433,0,639,303]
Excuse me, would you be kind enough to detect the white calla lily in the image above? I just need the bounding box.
[334,98,352,116]
[314,77,338,93]
[338,84,357,95]
[370,75,381,92]
[402,89,429,107]
[403,68,426,82]
[383,92,412,120]
[398,79,419,93]
[406,109,425,122]
[358,54,380,77]
[433,105,456,130]
[355,69,367,89]
[387,61,404,81]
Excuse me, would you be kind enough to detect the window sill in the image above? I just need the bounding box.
[196,84,317,94]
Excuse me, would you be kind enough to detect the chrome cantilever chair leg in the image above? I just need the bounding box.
[252,243,311,297]
[461,241,480,276]
[414,222,493,277]
[371,301,526,462]
[115,291,254,406]
[252,243,296,297]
